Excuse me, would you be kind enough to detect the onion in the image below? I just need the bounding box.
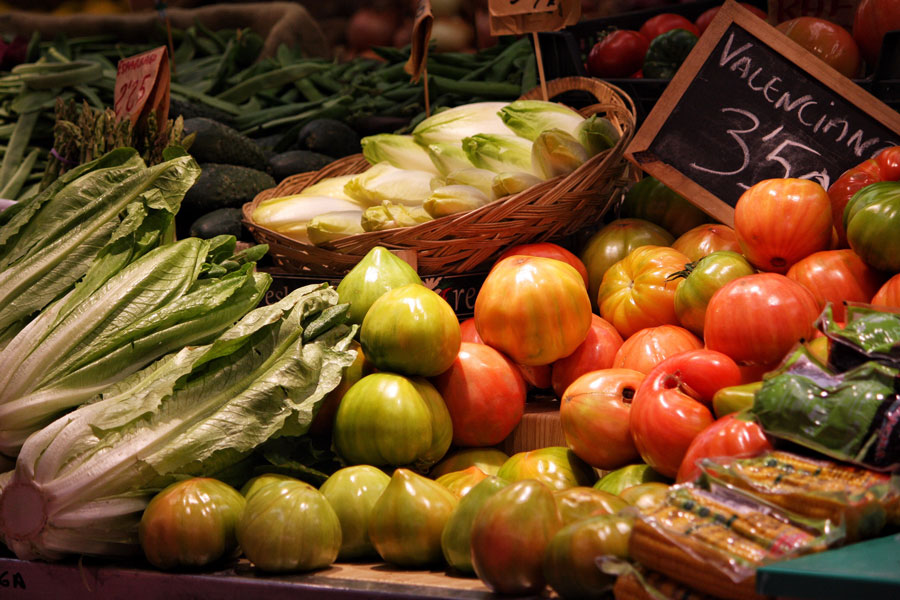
[346,8,398,51]
[475,10,497,50]
[431,16,474,53]
[430,0,464,18]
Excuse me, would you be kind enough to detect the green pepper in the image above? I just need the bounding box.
[642,29,699,79]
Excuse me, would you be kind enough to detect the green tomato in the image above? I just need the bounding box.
[497,447,596,491]
[673,250,755,336]
[844,181,900,272]
[319,465,390,560]
[368,468,459,567]
[620,177,709,237]
[237,479,342,572]
[360,283,461,377]
[332,373,434,468]
[593,464,668,496]
[441,476,510,573]
[543,513,635,599]
[553,487,628,526]
[139,478,245,570]
[580,218,675,311]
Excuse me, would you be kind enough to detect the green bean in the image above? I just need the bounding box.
[0,148,40,200]
[169,82,242,116]
[0,111,38,191]
[294,78,324,102]
[17,62,103,90]
[429,75,520,99]
[423,60,470,80]
[308,72,344,94]
[216,63,328,104]
[10,90,55,114]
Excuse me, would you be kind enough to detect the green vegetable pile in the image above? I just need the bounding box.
[0,28,537,204]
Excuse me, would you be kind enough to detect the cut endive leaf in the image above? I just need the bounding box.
[0,284,355,561]
[498,100,585,141]
[307,210,365,245]
[361,201,433,232]
[462,134,540,177]
[577,115,621,156]
[344,163,435,207]
[531,128,589,179]
[361,134,439,175]
[412,102,512,147]
[0,236,271,457]
[424,185,492,218]
[492,171,544,197]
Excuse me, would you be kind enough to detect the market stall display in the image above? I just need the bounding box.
[1,0,900,598]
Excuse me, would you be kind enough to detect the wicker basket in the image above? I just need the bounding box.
[243,76,637,276]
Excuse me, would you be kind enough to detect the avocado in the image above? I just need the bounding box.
[180,163,275,237]
[269,150,333,182]
[169,98,235,127]
[189,208,246,241]
[183,117,270,172]
[297,118,360,158]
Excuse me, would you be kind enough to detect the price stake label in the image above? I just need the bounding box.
[491,0,558,17]
[404,0,433,83]
[489,0,579,35]
[113,46,170,127]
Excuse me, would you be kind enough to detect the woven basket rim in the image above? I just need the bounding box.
[243,76,637,276]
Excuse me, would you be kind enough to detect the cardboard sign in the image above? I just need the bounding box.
[489,0,579,36]
[625,1,900,227]
[404,0,433,83]
[113,46,170,127]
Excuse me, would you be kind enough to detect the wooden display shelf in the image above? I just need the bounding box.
[0,555,549,599]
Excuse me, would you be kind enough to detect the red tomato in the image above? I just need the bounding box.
[872,273,900,308]
[675,415,773,484]
[734,178,832,273]
[704,273,821,365]
[612,324,702,375]
[671,224,742,262]
[459,317,484,344]
[853,0,900,66]
[495,242,589,289]
[586,29,649,78]
[560,368,645,470]
[517,363,552,390]
[695,3,767,34]
[827,146,900,247]
[597,245,690,338]
[786,249,887,322]
[776,17,861,78]
[475,256,592,366]
[629,349,742,478]
[432,342,527,447]
[551,314,624,398]
[639,13,700,41]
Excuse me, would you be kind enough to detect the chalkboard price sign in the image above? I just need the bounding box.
[626,1,900,226]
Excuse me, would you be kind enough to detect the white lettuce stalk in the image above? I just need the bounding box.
[424,185,492,218]
[361,201,433,231]
[412,102,512,146]
[462,134,541,177]
[498,100,585,141]
[300,175,358,202]
[0,285,356,560]
[306,210,365,245]
[425,143,475,177]
[438,168,497,200]
[492,171,544,197]
[577,115,621,156]
[252,195,364,243]
[361,134,439,175]
[344,163,435,207]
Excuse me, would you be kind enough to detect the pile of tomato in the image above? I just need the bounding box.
[586,0,900,80]
[443,144,900,490]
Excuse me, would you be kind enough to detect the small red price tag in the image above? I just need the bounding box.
[114,46,170,127]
